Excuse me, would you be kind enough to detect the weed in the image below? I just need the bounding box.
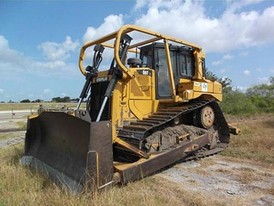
[0,134,7,140]
[221,116,274,164]
[267,186,274,195]
[0,115,273,205]
[0,145,228,206]
[0,133,18,140]
[16,121,27,130]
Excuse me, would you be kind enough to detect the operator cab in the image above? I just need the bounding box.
[140,43,195,99]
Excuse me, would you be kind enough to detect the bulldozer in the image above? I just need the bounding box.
[21,25,233,193]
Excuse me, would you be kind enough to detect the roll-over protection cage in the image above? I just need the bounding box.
[78,24,205,101]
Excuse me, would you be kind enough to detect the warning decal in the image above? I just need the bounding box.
[201,83,208,92]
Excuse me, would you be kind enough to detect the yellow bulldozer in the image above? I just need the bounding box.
[21,25,234,193]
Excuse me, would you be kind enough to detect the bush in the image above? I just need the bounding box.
[51,96,71,102]
[220,91,257,115]
[20,99,31,103]
[220,76,274,115]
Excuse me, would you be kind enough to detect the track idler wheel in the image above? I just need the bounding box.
[195,105,215,129]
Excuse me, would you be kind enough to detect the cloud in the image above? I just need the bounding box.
[0,88,4,94]
[0,35,31,72]
[80,0,274,77]
[81,15,125,70]
[38,36,79,60]
[220,68,228,74]
[225,0,265,12]
[133,0,274,52]
[212,54,233,65]
[134,0,147,10]
[0,35,79,78]
[239,51,249,56]
[222,54,233,60]
[43,89,51,94]
[257,77,271,85]
[212,60,221,66]
[83,15,124,43]
[0,35,9,50]
[244,69,251,75]
[35,60,66,70]
[80,0,274,54]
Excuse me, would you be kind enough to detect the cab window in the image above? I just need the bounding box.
[178,52,194,77]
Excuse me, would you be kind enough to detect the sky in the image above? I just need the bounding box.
[0,0,274,102]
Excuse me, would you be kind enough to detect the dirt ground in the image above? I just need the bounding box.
[156,156,274,205]
[0,114,273,206]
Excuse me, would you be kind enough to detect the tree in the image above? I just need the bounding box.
[51,96,71,102]
[33,99,43,103]
[220,91,256,114]
[246,77,274,97]
[245,76,274,113]
[204,68,232,92]
[20,99,31,103]
[270,76,274,85]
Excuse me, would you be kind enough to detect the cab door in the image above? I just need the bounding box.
[155,48,172,99]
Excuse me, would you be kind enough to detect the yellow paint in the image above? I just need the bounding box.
[76,24,224,141]
[164,40,176,98]
[178,79,222,101]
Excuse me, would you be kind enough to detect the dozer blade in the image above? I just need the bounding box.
[21,112,113,193]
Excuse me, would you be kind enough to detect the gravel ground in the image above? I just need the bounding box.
[156,155,274,205]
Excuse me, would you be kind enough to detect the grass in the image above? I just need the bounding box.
[16,121,27,130]
[221,115,274,164]
[0,134,11,140]
[235,167,259,184]
[1,114,273,205]
[0,145,227,206]
[0,133,19,140]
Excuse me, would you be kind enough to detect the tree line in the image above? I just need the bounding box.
[18,76,274,115]
[220,77,274,114]
[204,69,274,114]
[19,96,79,103]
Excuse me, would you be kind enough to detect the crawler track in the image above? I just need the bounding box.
[117,99,230,161]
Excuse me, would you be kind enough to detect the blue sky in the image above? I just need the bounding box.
[1,0,274,102]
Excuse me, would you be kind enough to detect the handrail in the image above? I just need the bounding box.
[78,24,202,77]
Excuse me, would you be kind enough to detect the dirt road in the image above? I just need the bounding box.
[0,110,32,120]
[0,118,26,148]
